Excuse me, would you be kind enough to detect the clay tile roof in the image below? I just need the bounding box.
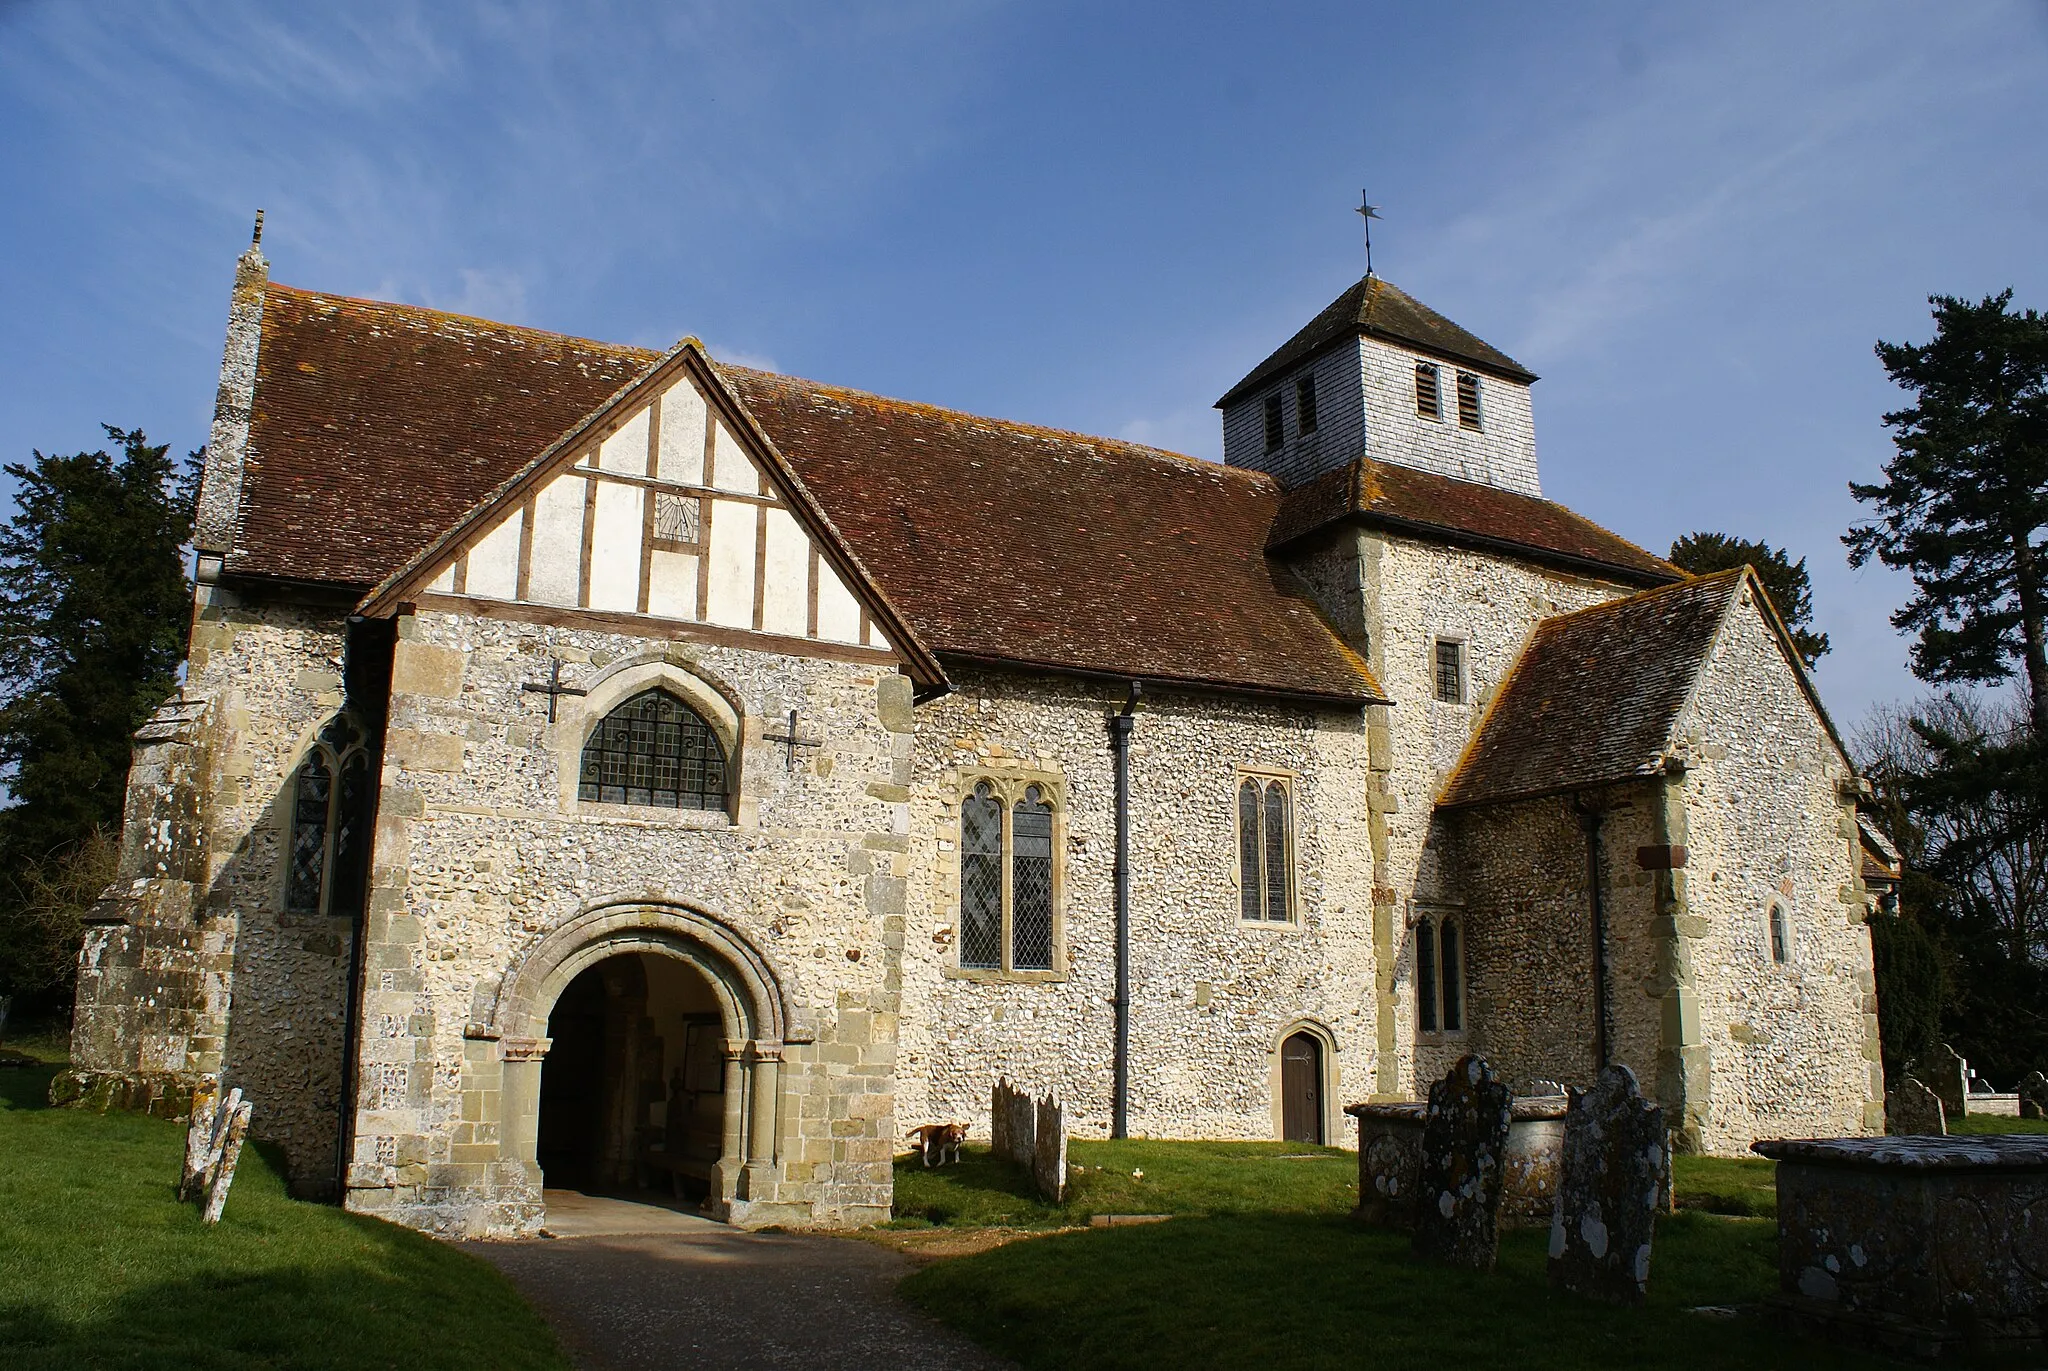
[1270,458,1681,586]
[718,365,1384,702]
[232,284,657,585]
[1217,276,1537,409]
[230,283,1382,703]
[1440,571,1744,809]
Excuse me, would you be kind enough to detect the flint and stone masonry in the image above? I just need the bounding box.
[62,246,1886,1237]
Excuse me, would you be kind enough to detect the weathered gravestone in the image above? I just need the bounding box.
[1032,1094,1067,1204]
[1885,1075,1947,1136]
[990,1079,1035,1167]
[2020,1071,2048,1121]
[1412,1054,1513,1270]
[179,1083,255,1225]
[1547,1065,1667,1305]
[1909,1044,1969,1122]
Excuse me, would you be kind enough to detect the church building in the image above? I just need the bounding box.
[61,228,1886,1236]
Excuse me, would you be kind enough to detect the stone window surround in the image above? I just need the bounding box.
[549,654,754,829]
[1266,1017,1342,1143]
[1232,767,1302,930]
[940,765,1070,983]
[1408,900,1468,1041]
[1765,896,1796,967]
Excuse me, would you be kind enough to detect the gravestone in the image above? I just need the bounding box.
[201,1098,254,1225]
[1032,1093,1067,1204]
[1909,1044,1969,1122]
[178,1083,254,1223]
[990,1079,1036,1167]
[1885,1075,1947,1136]
[1547,1065,1667,1305]
[1411,1054,1514,1270]
[2020,1071,2048,1121]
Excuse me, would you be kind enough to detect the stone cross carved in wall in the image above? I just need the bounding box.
[521,659,588,723]
[763,709,823,772]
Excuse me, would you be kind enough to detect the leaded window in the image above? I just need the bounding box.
[960,784,1003,969]
[1416,915,1464,1034]
[1434,639,1464,704]
[956,778,1062,974]
[287,714,373,918]
[1237,775,1293,922]
[578,689,728,810]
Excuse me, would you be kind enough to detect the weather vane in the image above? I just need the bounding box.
[1356,191,1382,279]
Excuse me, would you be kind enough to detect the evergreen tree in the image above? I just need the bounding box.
[0,427,195,1007]
[1849,290,2048,735]
[1669,531,1830,667]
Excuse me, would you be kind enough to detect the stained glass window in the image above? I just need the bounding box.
[1012,787,1054,970]
[960,783,1003,969]
[578,689,727,810]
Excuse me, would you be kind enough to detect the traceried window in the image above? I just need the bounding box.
[578,689,728,810]
[1434,639,1465,704]
[1768,901,1792,964]
[958,780,1062,973]
[287,713,374,918]
[1415,363,1442,420]
[1415,914,1464,1033]
[1456,371,1483,430]
[1236,774,1294,922]
[1263,393,1285,452]
[1295,374,1319,436]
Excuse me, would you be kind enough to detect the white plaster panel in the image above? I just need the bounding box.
[657,381,707,486]
[647,549,698,620]
[587,481,644,613]
[599,407,651,475]
[761,508,809,637]
[427,565,455,594]
[465,512,523,601]
[706,499,757,628]
[526,474,587,607]
[711,421,760,495]
[816,562,860,643]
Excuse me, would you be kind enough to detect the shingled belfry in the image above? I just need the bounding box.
[61,230,1888,1236]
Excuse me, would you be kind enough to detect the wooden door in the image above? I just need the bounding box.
[1281,1033,1323,1143]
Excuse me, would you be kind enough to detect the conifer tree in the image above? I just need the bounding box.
[1850,290,2048,735]
[1669,531,1830,667]
[0,427,195,1007]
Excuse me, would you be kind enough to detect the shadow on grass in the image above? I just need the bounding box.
[0,1067,567,1371]
[901,1211,1902,1371]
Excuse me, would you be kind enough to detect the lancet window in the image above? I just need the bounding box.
[958,779,1061,973]
[1237,774,1294,922]
[1416,914,1465,1034]
[286,713,374,918]
[578,689,729,811]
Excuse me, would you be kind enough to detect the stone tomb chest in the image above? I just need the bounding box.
[1752,1135,2048,1358]
[1348,1096,1567,1229]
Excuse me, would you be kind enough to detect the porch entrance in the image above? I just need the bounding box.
[537,951,729,1203]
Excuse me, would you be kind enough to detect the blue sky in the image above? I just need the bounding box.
[2,1,2044,727]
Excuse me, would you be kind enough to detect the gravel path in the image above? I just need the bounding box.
[464,1193,1012,1371]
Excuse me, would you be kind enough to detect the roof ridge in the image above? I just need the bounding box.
[1531,565,1745,632]
[718,363,1279,487]
[266,281,660,359]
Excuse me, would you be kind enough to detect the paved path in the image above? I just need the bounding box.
[464,1192,1011,1371]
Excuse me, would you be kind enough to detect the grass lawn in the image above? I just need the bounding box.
[894,1144,1911,1370]
[1951,1112,2048,1135]
[0,1061,568,1371]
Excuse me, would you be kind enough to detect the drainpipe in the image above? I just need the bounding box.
[1108,682,1142,1139]
[1572,796,1612,1071]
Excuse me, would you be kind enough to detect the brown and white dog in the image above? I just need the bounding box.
[906,1122,966,1168]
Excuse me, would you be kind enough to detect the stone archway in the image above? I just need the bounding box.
[490,901,793,1222]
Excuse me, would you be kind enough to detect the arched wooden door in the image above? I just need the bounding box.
[1281,1032,1324,1143]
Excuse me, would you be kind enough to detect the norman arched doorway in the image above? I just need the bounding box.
[493,901,792,1225]
[536,952,730,1200]
[1280,1032,1325,1143]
